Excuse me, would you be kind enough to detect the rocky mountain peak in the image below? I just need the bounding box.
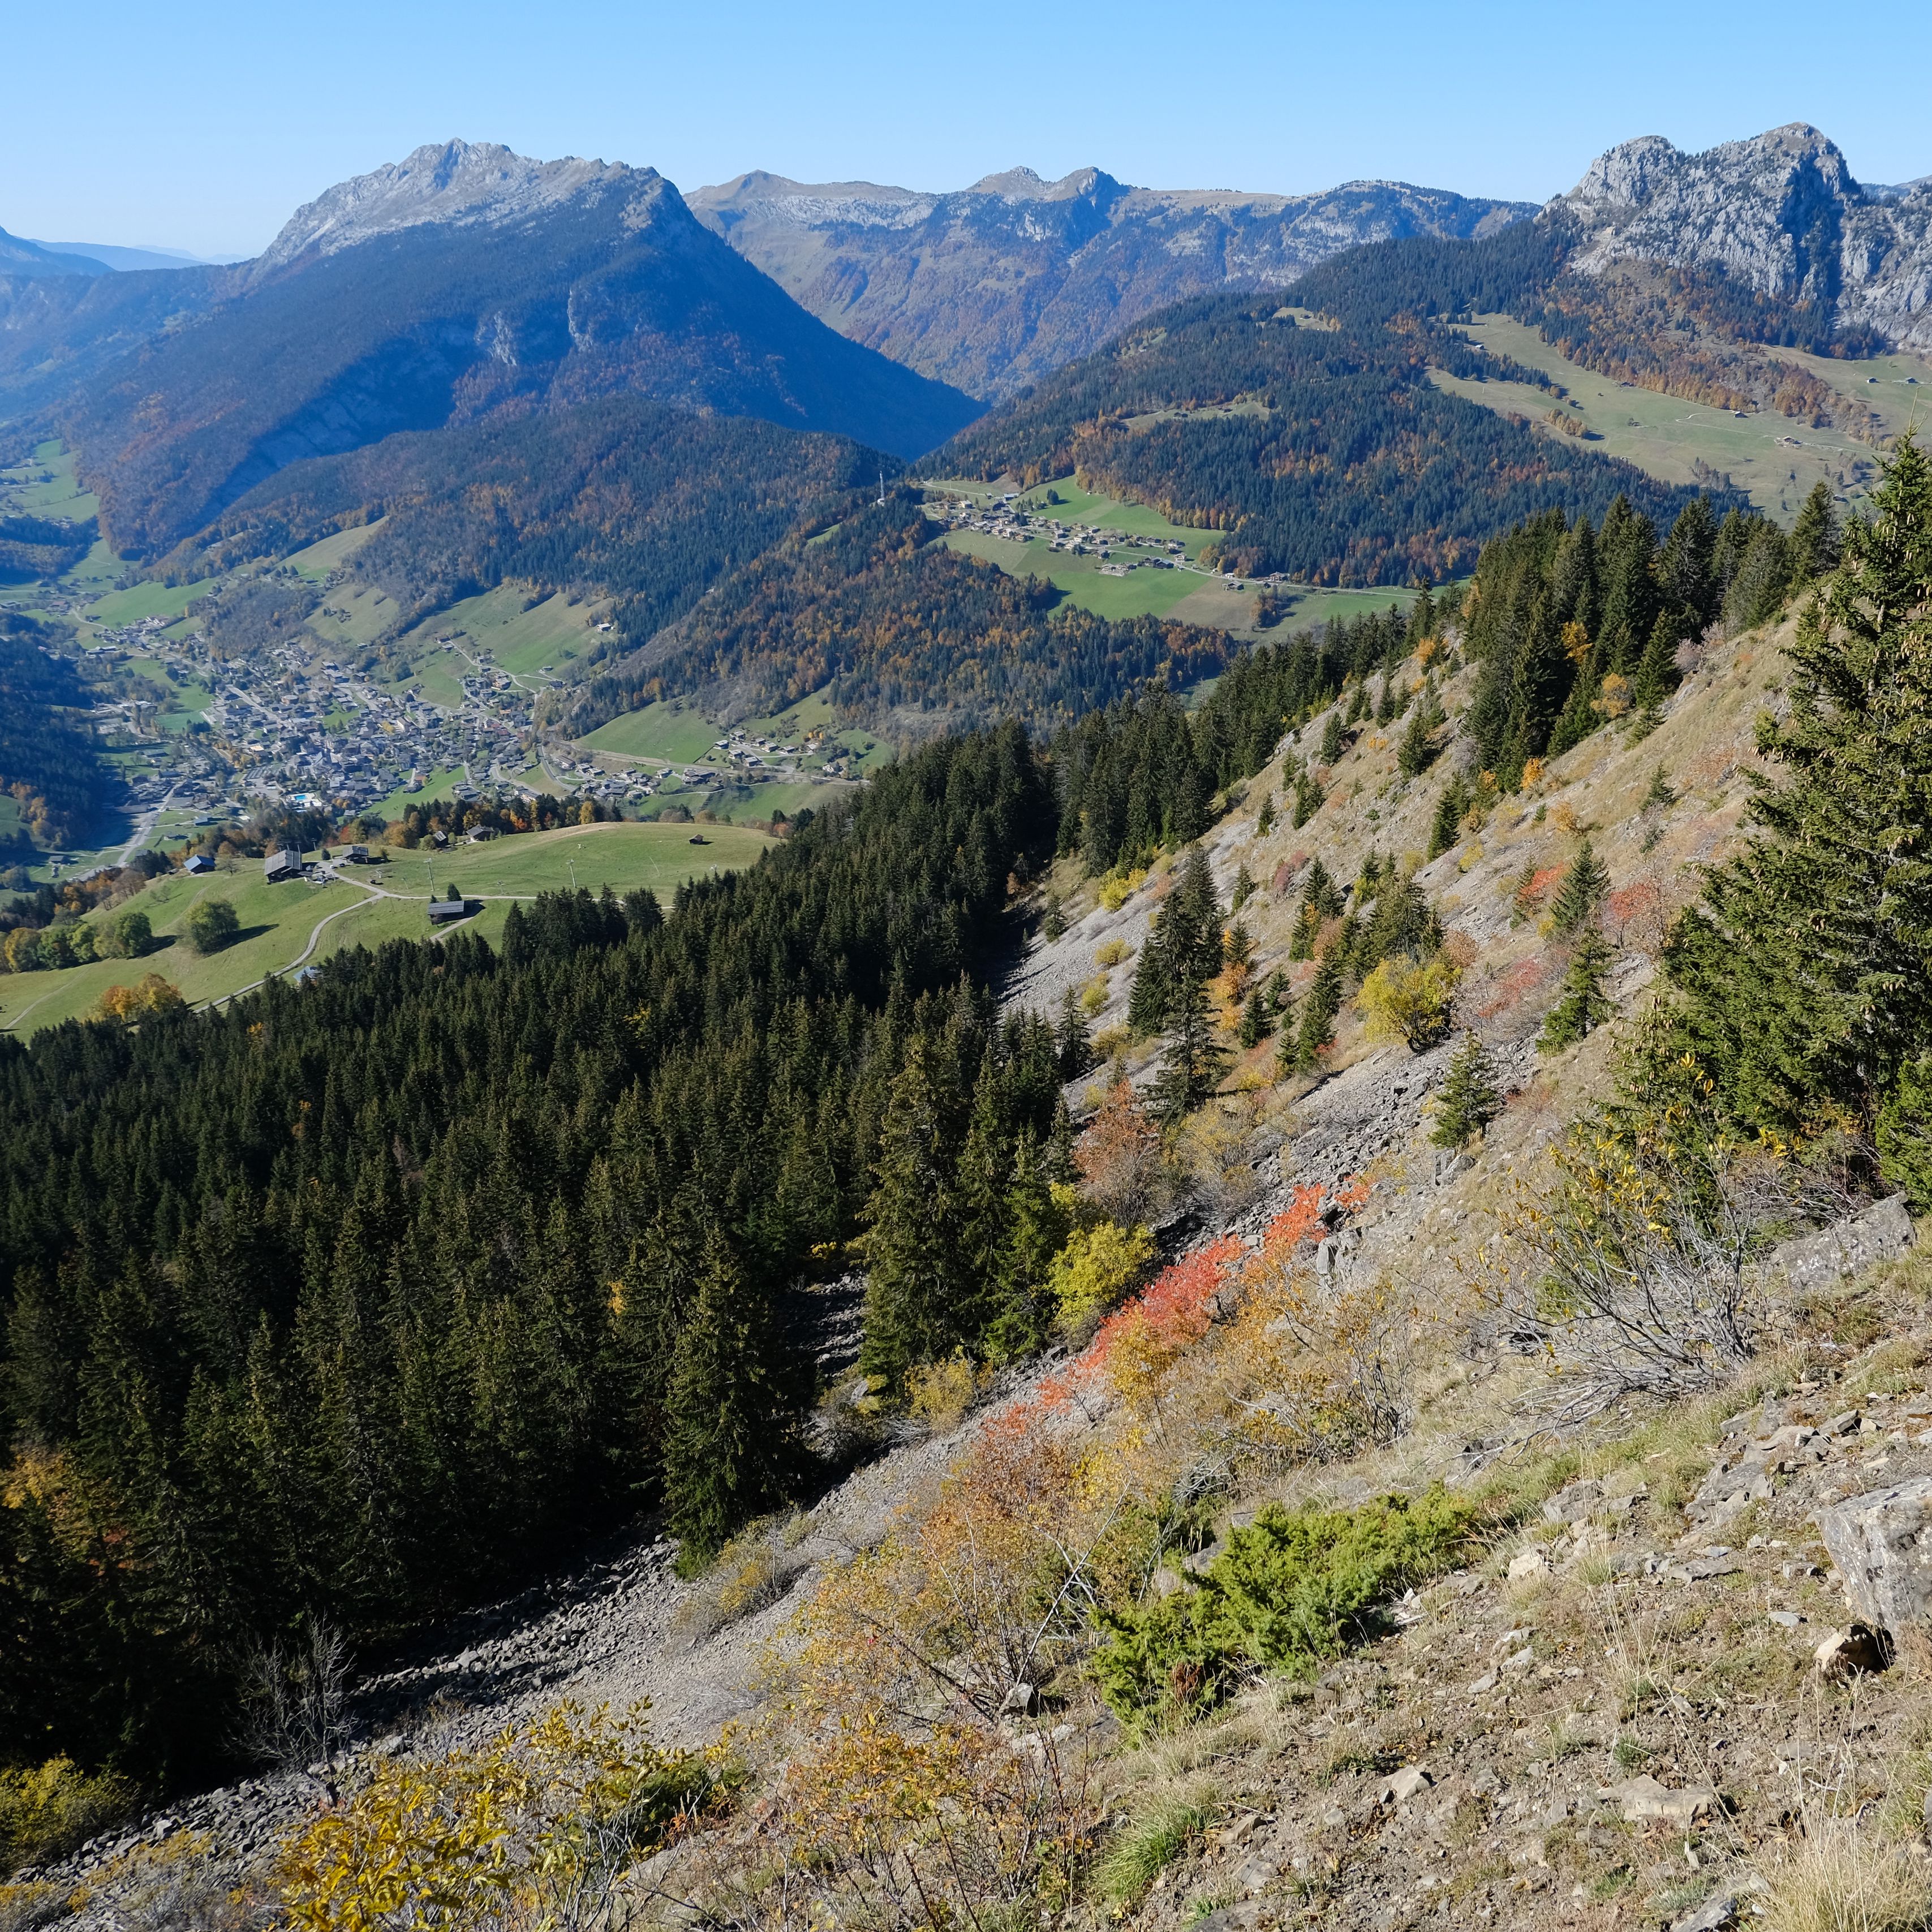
[967,165,1122,203]
[253,138,653,276]
[1555,122,1932,348]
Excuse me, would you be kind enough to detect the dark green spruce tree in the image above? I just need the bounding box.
[664,1227,801,1572]
[1549,837,1610,935]
[1664,432,1932,1148]
[1431,1032,1503,1148]
[1539,922,1616,1055]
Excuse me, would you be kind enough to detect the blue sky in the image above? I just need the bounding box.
[11,0,1931,260]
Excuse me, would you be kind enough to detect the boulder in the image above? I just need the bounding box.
[1378,1766,1431,1806]
[1817,1478,1932,1636]
[1668,1892,1740,1932]
[1596,1775,1715,1828]
[1771,1194,1914,1293]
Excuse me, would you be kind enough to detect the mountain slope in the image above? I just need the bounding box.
[926,283,1716,585]
[25,141,979,557]
[200,396,890,647]
[689,167,1533,397]
[1555,122,1932,350]
[0,228,108,280]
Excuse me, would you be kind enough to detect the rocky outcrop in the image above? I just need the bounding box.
[253,139,642,277]
[688,166,1534,395]
[1818,1478,1932,1639]
[1554,123,1932,351]
[1770,1194,1916,1293]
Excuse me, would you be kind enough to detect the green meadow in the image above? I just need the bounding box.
[0,821,774,1039]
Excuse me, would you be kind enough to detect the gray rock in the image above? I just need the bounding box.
[1818,1479,1932,1635]
[1771,1195,1916,1294]
[1558,126,1932,353]
[1542,1479,1604,1525]
[1000,1681,1038,1716]
[1668,1891,1740,1932]
[1595,1775,1715,1828]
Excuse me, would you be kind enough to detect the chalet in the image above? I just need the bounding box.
[264,849,303,883]
[426,896,471,924]
[183,853,215,876]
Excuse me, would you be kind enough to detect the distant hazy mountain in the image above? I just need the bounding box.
[1554,123,1932,350]
[687,167,1535,396]
[26,239,213,272]
[18,140,979,557]
[0,227,110,278]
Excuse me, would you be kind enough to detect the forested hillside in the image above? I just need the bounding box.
[191,398,890,646]
[567,493,1236,735]
[0,730,1062,1778]
[927,288,1717,586]
[0,612,116,851]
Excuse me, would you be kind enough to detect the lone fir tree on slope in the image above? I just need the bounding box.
[1549,836,1609,936]
[1539,920,1615,1055]
[1431,1031,1503,1148]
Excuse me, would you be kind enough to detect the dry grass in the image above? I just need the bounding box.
[1758,1815,1932,1932]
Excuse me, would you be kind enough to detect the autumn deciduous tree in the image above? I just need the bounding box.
[1075,1082,1163,1225]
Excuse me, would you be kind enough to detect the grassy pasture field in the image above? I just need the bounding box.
[0,821,775,1039]
[929,476,1425,631]
[580,701,722,765]
[87,579,213,626]
[286,521,384,580]
[394,583,613,685]
[1434,316,1932,522]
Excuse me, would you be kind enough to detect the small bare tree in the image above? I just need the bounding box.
[236,1613,354,1771]
[1491,1116,1845,1425]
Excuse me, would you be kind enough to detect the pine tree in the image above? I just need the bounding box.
[1538,922,1615,1054]
[1499,592,1570,786]
[1431,1032,1503,1148]
[1374,675,1396,726]
[1630,609,1681,710]
[1293,771,1323,827]
[1256,790,1276,837]
[1397,702,1437,778]
[663,1227,798,1570]
[1428,772,1470,859]
[1231,862,1257,910]
[1295,950,1345,1070]
[1659,496,1720,633]
[1151,973,1227,1125]
[1665,432,1932,1141]
[1056,985,1093,1081]
[1126,914,1176,1036]
[1405,584,1437,651]
[1789,479,1843,582]
[1238,986,1271,1048]
[860,1045,967,1388]
[1319,709,1345,764]
[1549,837,1610,935]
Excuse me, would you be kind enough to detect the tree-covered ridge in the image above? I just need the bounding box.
[567,494,1236,738]
[923,291,1716,586]
[0,729,1066,1780]
[1457,481,1838,789]
[186,398,888,652]
[0,613,117,850]
[1052,597,1427,875]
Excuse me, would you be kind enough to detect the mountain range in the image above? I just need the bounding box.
[686,169,1534,397]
